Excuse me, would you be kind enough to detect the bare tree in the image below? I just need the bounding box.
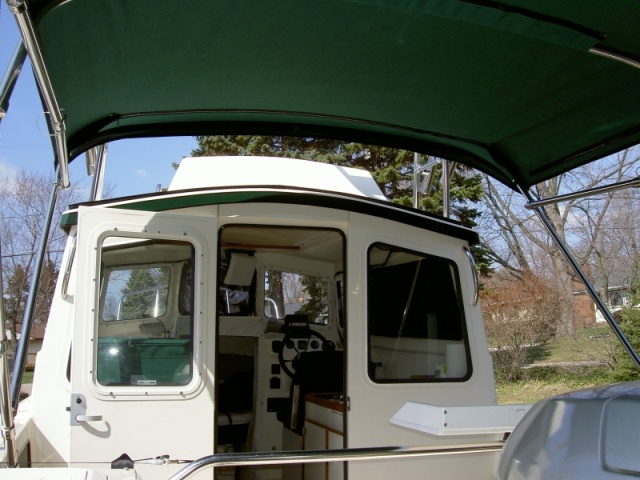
[282,273,305,304]
[0,169,85,344]
[479,147,640,336]
[575,181,640,303]
[482,271,561,380]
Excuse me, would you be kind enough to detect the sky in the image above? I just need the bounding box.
[0,10,198,198]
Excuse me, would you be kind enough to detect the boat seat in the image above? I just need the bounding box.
[217,369,254,446]
[276,350,344,434]
[218,411,252,427]
[217,411,252,446]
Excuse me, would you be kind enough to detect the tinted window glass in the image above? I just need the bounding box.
[368,243,469,382]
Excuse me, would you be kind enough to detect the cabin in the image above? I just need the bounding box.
[5,0,640,478]
[20,156,526,479]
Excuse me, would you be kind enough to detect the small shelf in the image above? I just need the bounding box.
[391,401,531,436]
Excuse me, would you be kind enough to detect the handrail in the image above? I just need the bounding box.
[168,443,504,480]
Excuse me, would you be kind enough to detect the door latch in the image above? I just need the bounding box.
[70,393,103,426]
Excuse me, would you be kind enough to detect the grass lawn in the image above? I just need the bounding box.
[495,326,637,405]
[527,326,616,364]
[496,367,613,404]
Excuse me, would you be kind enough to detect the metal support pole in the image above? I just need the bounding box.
[7,0,70,188]
[10,172,61,410]
[0,42,27,123]
[519,186,640,368]
[412,153,420,209]
[88,144,108,201]
[525,176,640,209]
[0,242,18,466]
[442,159,450,218]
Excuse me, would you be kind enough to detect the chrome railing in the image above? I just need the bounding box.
[168,443,504,480]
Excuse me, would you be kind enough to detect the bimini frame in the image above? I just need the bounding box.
[521,180,640,369]
[2,0,640,472]
[6,0,69,188]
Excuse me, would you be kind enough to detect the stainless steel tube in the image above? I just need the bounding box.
[168,443,503,480]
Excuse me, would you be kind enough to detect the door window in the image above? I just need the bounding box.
[96,237,195,387]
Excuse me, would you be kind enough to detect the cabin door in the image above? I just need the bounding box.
[345,214,482,479]
[70,206,217,474]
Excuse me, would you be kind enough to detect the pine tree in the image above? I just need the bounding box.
[120,267,170,319]
[611,284,640,382]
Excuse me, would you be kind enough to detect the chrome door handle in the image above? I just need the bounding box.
[75,414,103,422]
[70,393,103,425]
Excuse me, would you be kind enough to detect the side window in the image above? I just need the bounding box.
[367,243,470,382]
[96,237,194,387]
[263,269,329,325]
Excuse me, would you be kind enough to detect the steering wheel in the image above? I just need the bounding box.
[278,330,333,378]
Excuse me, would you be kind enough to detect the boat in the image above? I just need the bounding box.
[1,1,640,479]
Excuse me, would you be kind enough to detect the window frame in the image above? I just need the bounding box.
[366,241,472,384]
[91,233,201,396]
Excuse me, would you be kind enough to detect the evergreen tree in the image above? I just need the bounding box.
[120,267,170,319]
[299,275,328,324]
[611,284,640,382]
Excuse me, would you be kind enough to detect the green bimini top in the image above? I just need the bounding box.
[16,0,640,189]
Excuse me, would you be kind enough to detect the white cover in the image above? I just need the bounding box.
[169,156,387,200]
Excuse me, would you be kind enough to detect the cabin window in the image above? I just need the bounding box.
[96,238,194,387]
[101,266,170,321]
[263,269,329,325]
[367,243,470,382]
[218,224,343,325]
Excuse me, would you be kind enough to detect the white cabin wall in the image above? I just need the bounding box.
[28,227,76,465]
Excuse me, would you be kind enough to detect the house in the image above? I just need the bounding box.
[573,269,637,325]
[5,322,46,370]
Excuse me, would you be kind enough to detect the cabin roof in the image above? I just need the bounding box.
[169,157,387,201]
[64,187,479,244]
[16,0,640,190]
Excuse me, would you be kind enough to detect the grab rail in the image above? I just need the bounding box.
[168,443,504,480]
